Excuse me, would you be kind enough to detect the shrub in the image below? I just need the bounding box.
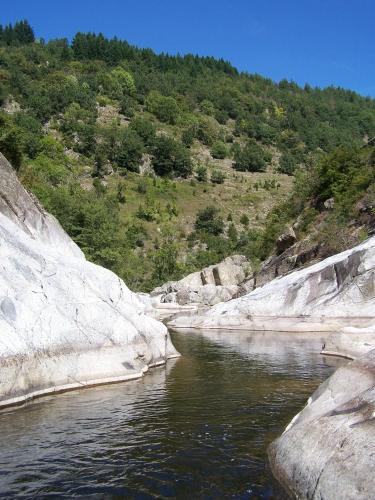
[240,213,249,226]
[195,206,224,235]
[211,141,228,159]
[196,165,207,182]
[278,152,296,175]
[234,140,269,172]
[152,136,192,177]
[211,169,225,184]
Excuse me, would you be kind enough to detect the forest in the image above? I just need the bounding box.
[1,20,375,290]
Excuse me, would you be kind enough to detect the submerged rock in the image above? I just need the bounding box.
[0,153,178,408]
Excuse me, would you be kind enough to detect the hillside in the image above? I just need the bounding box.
[1,20,375,290]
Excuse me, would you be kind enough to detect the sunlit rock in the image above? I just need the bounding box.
[0,153,178,408]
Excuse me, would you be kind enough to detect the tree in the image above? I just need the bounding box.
[152,136,192,177]
[129,116,156,146]
[152,242,179,283]
[278,152,296,175]
[0,20,34,46]
[116,128,144,173]
[0,128,22,170]
[195,206,224,235]
[146,91,180,124]
[234,141,268,172]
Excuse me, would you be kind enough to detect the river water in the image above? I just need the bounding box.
[0,329,344,499]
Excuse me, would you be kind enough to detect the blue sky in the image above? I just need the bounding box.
[2,0,375,96]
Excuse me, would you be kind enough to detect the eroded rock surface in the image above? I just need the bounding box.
[269,350,375,500]
[0,153,178,407]
[169,236,375,341]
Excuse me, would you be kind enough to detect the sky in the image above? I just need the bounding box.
[2,0,375,96]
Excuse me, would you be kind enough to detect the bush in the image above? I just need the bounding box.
[278,152,296,175]
[146,91,180,124]
[181,126,196,147]
[116,128,145,173]
[196,165,207,182]
[234,140,269,172]
[195,206,224,235]
[211,141,228,159]
[196,116,219,146]
[211,169,225,184]
[240,213,249,226]
[0,127,23,170]
[129,116,156,146]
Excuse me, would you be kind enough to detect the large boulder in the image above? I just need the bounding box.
[269,350,375,499]
[151,255,251,307]
[0,153,178,408]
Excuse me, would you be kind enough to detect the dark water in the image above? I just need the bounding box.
[0,330,344,499]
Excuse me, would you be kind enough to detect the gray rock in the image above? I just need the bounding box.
[276,227,297,255]
[176,289,200,305]
[324,197,335,210]
[0,297,16,322]
[151,254,251,307]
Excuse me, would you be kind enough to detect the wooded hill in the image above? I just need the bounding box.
[1,20,375,290]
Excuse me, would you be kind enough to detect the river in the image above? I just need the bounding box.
[0,329,344,499]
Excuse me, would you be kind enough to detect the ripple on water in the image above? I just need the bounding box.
[0,329,345,499]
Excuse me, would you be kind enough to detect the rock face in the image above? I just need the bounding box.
[0,153,178,408]
[275,226,297,255]
[269,349,375,500]
[169,236,375,336]
[151,255,251,307]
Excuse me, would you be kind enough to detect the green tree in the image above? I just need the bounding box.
[152,136,192,177]
[195,206,224,235]
[234,141,268,172]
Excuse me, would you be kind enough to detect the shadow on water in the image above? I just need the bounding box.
[0,330,345,499]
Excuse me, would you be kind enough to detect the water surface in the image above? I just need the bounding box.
[0,330,344,499]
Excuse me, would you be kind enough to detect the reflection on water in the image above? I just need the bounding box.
[0,330,344,499]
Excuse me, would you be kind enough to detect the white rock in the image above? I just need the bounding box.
[0,154,179,408]
[269,349,375,500]
[169,236,375,347]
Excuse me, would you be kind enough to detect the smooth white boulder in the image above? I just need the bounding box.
[269,349,375,500]
[0,153,178,407]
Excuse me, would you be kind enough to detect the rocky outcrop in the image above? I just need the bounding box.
[269,349,375,500]
[151,255,251,307]
[0,153,178,408]
[169,236,375,338]
[275,226,297,255]
[250,239,321,289]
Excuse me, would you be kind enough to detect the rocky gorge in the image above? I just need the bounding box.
[1,151,374,498]
[167,233,375,499]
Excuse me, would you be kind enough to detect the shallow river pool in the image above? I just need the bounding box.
[0,330,344,499]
